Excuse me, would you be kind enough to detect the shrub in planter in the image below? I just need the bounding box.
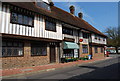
[84,56,88,60]
[65,57,69,62]
[71,57,74,61]
[80,57,85,60]
[74,57,79,61]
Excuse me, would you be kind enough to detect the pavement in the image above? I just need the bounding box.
[0,56,113,79]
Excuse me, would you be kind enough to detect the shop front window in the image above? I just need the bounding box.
[82,45,88,53]
[2,41,24,57]
[63,49,74,58]
[31,42,47,56]
[95,47,98,53]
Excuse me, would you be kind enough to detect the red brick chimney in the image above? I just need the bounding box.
[69,5,75,15]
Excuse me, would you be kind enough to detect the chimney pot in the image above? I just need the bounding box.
[69,5,75,15]
[78,12,83,18]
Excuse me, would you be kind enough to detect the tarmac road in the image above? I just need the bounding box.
[4,54,119,80]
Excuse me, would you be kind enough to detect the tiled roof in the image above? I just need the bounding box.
[5,2,107,37]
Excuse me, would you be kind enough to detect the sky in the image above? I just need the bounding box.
[54,2,118,33]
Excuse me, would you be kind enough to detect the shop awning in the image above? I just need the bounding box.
[63,42,79,49]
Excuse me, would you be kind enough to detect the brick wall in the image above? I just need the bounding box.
[2,41,51,69]
[92,46,105,59]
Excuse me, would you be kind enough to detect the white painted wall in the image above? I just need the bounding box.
[79,32,89,44]
[91,33,107,44]
[62,29,79,43]
[0,3,62,40]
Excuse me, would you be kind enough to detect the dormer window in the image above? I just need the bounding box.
[36,1,51,11]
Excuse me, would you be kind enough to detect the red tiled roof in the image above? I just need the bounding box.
[5,2,107,37]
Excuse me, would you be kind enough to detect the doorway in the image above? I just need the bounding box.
[50,45,56,63]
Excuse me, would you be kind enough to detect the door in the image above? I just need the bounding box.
[89,45,93,56]
[50,45,56,63]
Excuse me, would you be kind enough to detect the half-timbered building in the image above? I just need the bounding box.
[0,0,107,69]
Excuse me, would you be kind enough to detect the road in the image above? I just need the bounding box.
[3,54,120,80]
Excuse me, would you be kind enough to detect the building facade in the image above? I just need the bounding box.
[0,1,107,69]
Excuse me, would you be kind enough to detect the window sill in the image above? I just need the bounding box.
[82,53,88,54]
[31,55,47,56]
[10,22,34,27]
[2,55,24,58]
[45,29,56,32]
[63,34,73,36]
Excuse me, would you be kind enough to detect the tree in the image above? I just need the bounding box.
[105,26,120,54]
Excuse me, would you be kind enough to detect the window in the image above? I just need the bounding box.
[10,12,34,27]
[62,27,73,35]
[83,32,89,38]
[63,49,74,58]
[82,45,88,53]
[31,42,47,56]
[36,2,51,11]
[45,20,56,32]
[2,41,24,57]
[11,12,18,23]
[18,14,23,24]
[101,47,104,53]
[95,47,98,53]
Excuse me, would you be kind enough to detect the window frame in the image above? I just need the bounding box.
[31,42,47,56]
[2,41,24,57]
[82,45,88,54]
[36,2,51,11]
[62,27,73,35]
[95,47,98,53]
[63,49,74,58]
[45,19,56,32]
[83,32,89,38]
[10,10,34,27]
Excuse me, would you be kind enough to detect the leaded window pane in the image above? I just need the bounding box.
[2,41,24,57]
[18,14,23,24]
[2,48,6,56]
[28,17,33,26]
[45,20,56,32]
[62,27,73,35]
[95,47,98,53]
[7,48,12,56]
[23,16,28,25]
[7,42,12,47]
[82,45,88,53]
[2,42,6,47]
[11,12,18,23]
[31,43,47,56]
